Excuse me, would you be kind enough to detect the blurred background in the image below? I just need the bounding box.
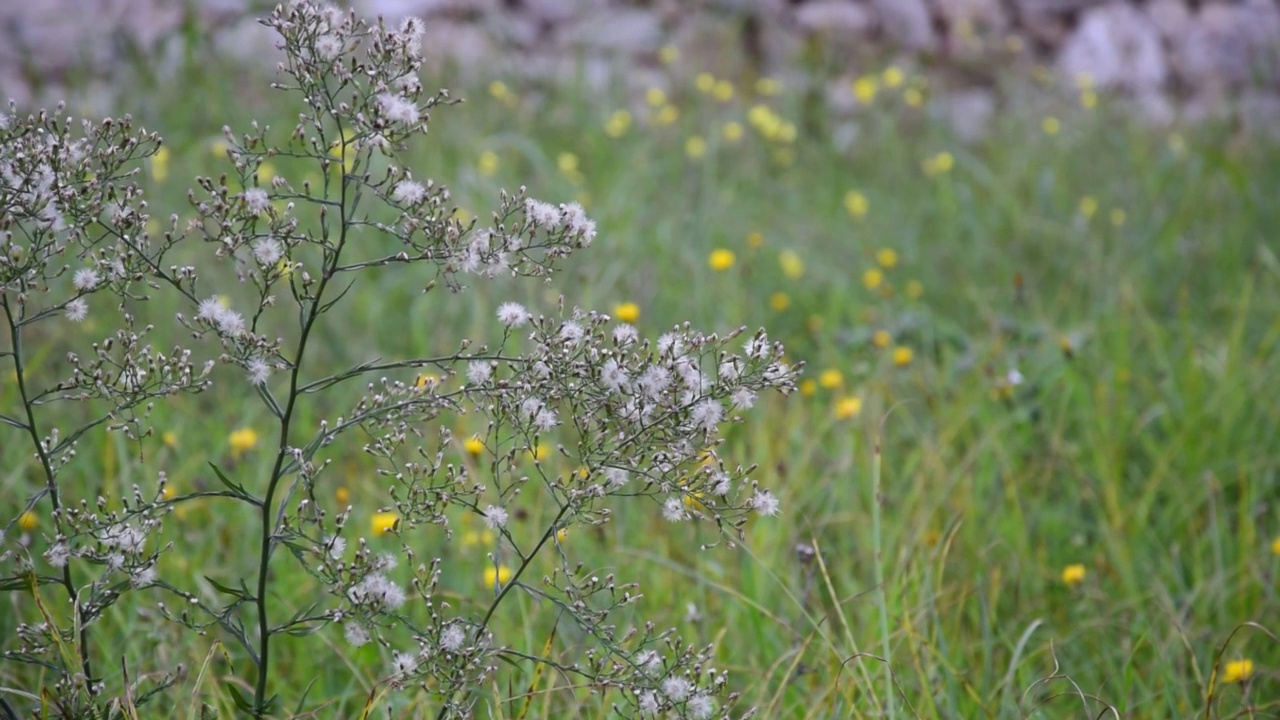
[4,0,1280,136]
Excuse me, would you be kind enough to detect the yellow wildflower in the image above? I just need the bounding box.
[150,146,170,182]
[478,150,499,177]
[1042,116,1061,136]
[336,486,350,505]
[769,292,791,311]
[210,140,228,159]
[876,248,899,269]
[1080,89,1098,109]
[778,250,804,280]
[654,104,679,126]
[1061,563,1086,586]
[708,249,736,271]
[755,77,781,96]
[834,396,862,420]
[799,379,817,397]
[555,527,569,543]
[1222,660,1253,684]
[162,484,176,501]
[18,511,37,531]
[923,151,954,177]
[557,152,579,176]
[695,73,716,93]
[685,135,707,159]
[722,121,744,142]
[257,162,276,183]
[882,66,905,88]
[415,374,438,391]
[162,431,178,448]
[906,280,924,300]
[747,231,764,248]
[904,87,924,108]
[658,44,679,65]
[483,564,514,588]
[892,346,914,367]
[1078,196,1098,218]
[853,75,878,104]
[613,302,641,324]
[1110,208,1126,227]
[818,368,843,390]
[712,79,734,102]
[1271,537,1280,555]
[526,445,549,462]
[488,80,512,102]
[645,87,667,107]
[862,268,883,290]
[844,190,869,219]
[872,330,891,349]
[604,109,632,138]
[229,427,259,458]
[461,529,496,549]
[371,512,398,535]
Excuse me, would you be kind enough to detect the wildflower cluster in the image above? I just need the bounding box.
[1,2,794,717]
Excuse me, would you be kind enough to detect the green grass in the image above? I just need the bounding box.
[4,49,1280,719]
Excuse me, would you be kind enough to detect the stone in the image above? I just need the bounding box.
[871,0,935,52]
[941,88,997,144]
[558,8,663,55]
[794,1,876,36]
[1175,1,1280,88]
[1057,4,1167,92]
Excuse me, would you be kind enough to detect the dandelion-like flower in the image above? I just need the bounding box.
[377,93,420,127]
[708,248,735,271]
[1222,659,1254,683]
[496,302,530,327]
[252,237,283,266]
[661,676,693,702]
[467,360,493,385]
[344,623,370,648]
[246,357,271,385]
[892,346,913,367]
[483,564,514,587]
[524,198,561,227]
[463,436,484,456]
[688,694,716,719]
[834,396,862,420]
[1061,563,1086,586]
[440,624,466,652]
[483,505,508,529]
[73,267,101,290]
[391,180,426,205]
[662,497,689,522]
[371,512,398,535]
[243,188,271,215]
[65,298,88,322]
[749,489,780,516]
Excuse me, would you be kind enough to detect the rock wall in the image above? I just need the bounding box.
[3,0,1278,126]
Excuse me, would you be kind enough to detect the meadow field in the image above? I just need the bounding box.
[3,10,1280,718]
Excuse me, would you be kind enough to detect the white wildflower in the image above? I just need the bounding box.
[604,467,629,490]
[662,497,688,522]
[246,357,271,386]
[315,33,343,59]
[73,267,100,290]
[44,543,70,568]
[324,535,346,560]
[749,489,780,517]
[689,399,723,433]
[252,237,283,266]
[377,93,420,127]
[534,409,559,431]
[638,366,670,399]
[391,180,426,205]
[483,505,508,529]
[524,198,561,226]
[243,188,271,216]
[688,694,715,719]
[559,321,584,343]
[216,309,245,337]
[496,302,530,327]
[467,360,492,385]
[129,565,158,589]
[1007,368,1024,386]
[710,471,731,496]
[600,358,629,393]
[65,298,88,322]
[440,624,466,652]
[662,676,693,702]
[197,296,224,323]
[730,387,756,409]
[612,323,638,345]
[559,202,596,244]
[718,359,741,381]
[638,691,660,716]
[356,574,405,610]
[344,623,370,648]
[744,334,771,359]
[391,650,417,675]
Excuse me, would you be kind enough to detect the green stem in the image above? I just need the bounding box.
[872,435,894,717]
[2,294,94,687]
